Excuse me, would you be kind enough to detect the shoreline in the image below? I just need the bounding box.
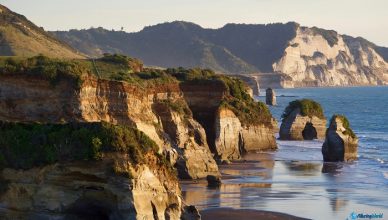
[201,208,310,220]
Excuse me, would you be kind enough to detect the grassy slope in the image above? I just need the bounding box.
[0,4,84,58]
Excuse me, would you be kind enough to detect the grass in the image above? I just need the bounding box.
[0,121,162,170]
[167,67,273,127]
[282,99,325,121]
[329,114,356,138]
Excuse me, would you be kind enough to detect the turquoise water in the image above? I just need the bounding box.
[181,86,388,220]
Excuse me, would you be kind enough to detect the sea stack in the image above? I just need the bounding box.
[322,115,358,162]
[266,88,276,106]
[280,99,326,140]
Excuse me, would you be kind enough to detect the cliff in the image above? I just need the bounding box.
[0,122,189,220]
[53,22,388,87]
[0,4,83,58]
[273,27,388,87]
[0,56,278,218]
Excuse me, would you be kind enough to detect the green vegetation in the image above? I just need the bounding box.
[311,27,338,47]
[330,114,356,138]
[167,67,273,127]
[282,99,325,121]
[0,55,90,86]
[0,54,176,88]
[0,121,159,170]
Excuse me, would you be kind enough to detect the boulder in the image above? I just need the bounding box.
[280,99,326,140]
[265,88,276,105]
[322,115,358,162]
[207,175,222,188]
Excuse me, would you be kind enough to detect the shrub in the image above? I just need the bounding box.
[0,121,159,169]
[329,114,356,138]
[282,99,325,121]
[311,27,338,47]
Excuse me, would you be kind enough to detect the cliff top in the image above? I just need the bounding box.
[329,114,356,138]
[0,54,175,87]
[282,99,325,121]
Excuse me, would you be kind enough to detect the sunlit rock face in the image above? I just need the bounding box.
[280,108,326,141]
[0,75,218,180]
[0,154,188,220]
[273,27,388,87]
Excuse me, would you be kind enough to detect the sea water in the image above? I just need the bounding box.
[181,86,388,220]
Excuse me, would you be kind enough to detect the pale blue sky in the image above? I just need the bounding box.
[1,0,387,46]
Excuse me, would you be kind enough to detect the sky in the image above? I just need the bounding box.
[1,0,388,46]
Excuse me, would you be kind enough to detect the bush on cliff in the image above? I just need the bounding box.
[329,114,356,138]
[282,99,325,121]
[0,121,159,170]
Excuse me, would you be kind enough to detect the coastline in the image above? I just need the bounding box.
[201,208,310,220]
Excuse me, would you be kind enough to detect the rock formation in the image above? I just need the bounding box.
[322,115,358,162]
[265,88,276,106]
[0,74,219,180]
[280,99,326,140]
[180,80,277,162]
[0,122,194,220]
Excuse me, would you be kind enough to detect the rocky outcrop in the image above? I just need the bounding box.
[280,108,326,140]
[152,102,220,179]
[0,153,188,220]
[0,74,218,180]
[265,88,276,106]
[322,115,358,162]
[214,108,276,161]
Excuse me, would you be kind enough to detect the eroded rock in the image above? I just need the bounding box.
[265,88,276,106]
[280,99,326,140]
[322,115,358,162]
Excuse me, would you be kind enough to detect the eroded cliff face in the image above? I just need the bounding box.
[0,75,218,180]
[273,27,388,87]
[180,82,277,161]
[214,108,276,161]
[0,153,186,220]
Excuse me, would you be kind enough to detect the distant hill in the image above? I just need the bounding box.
[53,21,388,86]
[0,4,84,58]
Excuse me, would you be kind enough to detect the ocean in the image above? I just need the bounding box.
[181,86,388,220]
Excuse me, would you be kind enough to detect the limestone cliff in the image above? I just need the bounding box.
[273,26,388,87]
[0,74,219,180]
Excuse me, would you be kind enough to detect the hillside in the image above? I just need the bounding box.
[53,21,388,87]
[0,4,84,58]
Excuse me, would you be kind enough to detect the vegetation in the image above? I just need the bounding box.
[282,99,325,121]
[0,121,160,170]
[0,54,176,88]
[167,67,273,126]
[329,114,356,138]
[311,27,338,47]
[0,55,90,86]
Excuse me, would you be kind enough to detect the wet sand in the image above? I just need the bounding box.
[201,208,309,220]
